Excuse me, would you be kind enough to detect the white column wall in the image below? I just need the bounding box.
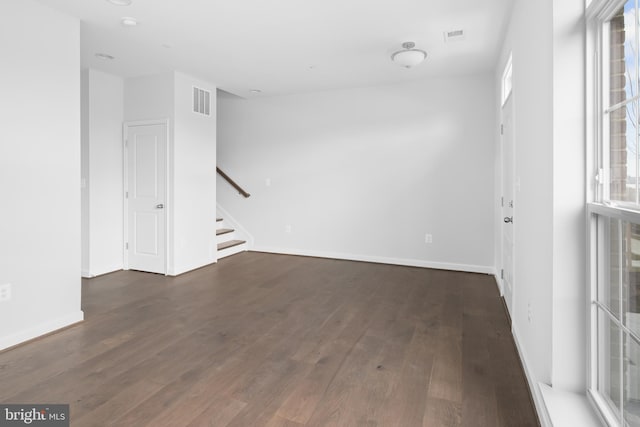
[0,0,83,350]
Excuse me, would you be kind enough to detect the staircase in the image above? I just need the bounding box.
[216,217,247,259]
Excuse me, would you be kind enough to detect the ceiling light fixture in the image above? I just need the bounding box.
[121,17,138,26]
[106,0,132,5]
[391,42,427,68]
[95,53,115,60]
[249,89,262,94]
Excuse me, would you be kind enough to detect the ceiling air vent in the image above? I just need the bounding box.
[193,86,211,116]
[444,29,465,42]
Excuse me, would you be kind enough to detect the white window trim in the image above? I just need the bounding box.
[586,1,640,426]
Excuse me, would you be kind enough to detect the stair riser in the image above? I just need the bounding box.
[218,243,247,259]
[216,232,235,244]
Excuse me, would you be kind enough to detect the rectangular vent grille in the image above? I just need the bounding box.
[444,29,465,42]
[193,87,211,116]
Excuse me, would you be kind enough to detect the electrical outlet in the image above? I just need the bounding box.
[285,225,292,233]
[425,233,433,244]
[0,283,12,302]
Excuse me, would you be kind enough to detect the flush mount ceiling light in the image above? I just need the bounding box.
[95,53,115,60]
[391,42,427,68]
[106,0,132,5]
[121,17,138,26]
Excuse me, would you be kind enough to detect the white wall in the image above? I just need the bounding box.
[497,0,555,389]
[172,72,217,274]
[217,77,496,272]
[551,0,586,393]
[0,0,83,350]
[124,72,217,276]
[494,0,586,420]
[81,69,124,277]
[124,73,175,122]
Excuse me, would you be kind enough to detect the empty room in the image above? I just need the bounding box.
[0,0,637,426]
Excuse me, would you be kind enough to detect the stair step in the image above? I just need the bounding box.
[216,228,234,236]
[218,240,246,251]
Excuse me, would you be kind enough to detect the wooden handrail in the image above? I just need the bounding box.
[217,167,250,198]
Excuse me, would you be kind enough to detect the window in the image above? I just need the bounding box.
[590,210,640,426]
[588,1,640,426]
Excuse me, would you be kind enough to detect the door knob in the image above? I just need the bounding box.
[156,204,164,209]
[504,216,513,223]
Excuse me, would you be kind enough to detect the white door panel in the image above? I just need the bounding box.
[134,213,158,255]
[126,122,167,274]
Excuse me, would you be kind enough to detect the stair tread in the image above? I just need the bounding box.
[218,240,246,250]
[216,228,234,235]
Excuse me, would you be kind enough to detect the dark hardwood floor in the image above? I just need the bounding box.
[0,252,539,426]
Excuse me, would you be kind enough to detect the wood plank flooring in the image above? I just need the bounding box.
[0,252,539,426]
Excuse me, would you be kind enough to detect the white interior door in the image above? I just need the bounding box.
[502,96,515,318]
[125,122,167,274]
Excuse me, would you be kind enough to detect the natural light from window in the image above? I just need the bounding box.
[589,1,640,426]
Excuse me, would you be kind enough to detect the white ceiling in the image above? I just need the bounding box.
[39,0,513,97]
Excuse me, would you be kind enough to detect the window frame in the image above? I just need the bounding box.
[587,1,640,426]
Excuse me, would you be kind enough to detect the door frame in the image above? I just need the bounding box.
[122,119,170,274]
[501,91,515,317]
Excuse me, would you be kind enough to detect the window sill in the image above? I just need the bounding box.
[539,384,603,427]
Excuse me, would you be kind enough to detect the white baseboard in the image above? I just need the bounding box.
[0,311,84,352]
[511,323,552,427]
[251,246,494,274]
[493,273,505,296]
[81,265,123,279]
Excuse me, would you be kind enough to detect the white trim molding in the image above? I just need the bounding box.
[0,311,84,352]
[251,246,494,275]
[541,385,603,427]
[511,323,553,427]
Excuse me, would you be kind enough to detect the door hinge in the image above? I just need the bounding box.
[500,124,504,135]
[501,269,504,279]
[125,242,129,250]
[125,139,128,147]
[501,196,504,207]
[125,191,129,199]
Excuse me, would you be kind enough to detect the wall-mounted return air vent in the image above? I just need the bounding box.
[193,86,211,116]
[444,29,465,42]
